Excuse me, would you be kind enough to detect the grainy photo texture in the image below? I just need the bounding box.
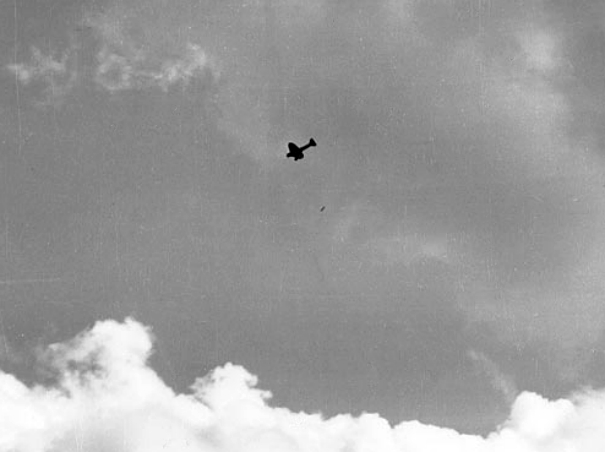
[1,1,605,450]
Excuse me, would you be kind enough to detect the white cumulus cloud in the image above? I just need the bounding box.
[2,318,605,452]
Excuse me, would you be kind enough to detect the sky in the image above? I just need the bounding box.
[1,0,605,447]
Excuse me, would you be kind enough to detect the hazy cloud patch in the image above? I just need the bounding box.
[468,349,518,406]
[94,43,216,93]
[82,2,220,94]
[8,47,68,85]
[7,6,219,101]
[6,45,78,106]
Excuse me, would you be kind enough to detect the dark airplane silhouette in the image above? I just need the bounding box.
[287,138,316,161]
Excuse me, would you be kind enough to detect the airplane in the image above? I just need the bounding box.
[286,138,316,161]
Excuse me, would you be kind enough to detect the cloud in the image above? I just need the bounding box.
[83,6,219,94]
[6,46,78,105]
[8,47,68,85]
[7,8,219,101]
[94,42,216,93]
[468,350,518,406]
[364,231,450,267]
[2,318,605,452]
[516,29,562,75]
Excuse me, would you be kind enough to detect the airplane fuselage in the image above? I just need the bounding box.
[287,139,316,161]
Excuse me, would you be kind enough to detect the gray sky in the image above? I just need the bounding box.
[2,0,605,437]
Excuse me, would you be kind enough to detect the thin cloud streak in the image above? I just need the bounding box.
[468,349,518,406]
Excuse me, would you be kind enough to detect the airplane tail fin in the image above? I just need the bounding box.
[309,138,317,147]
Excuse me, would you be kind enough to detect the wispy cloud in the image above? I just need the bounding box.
[95,43,216,93]
[6,46,78,106]
[2,318,605,452]
[83,6,219,94]
[6,11,218,103]
[468,349,518,406]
